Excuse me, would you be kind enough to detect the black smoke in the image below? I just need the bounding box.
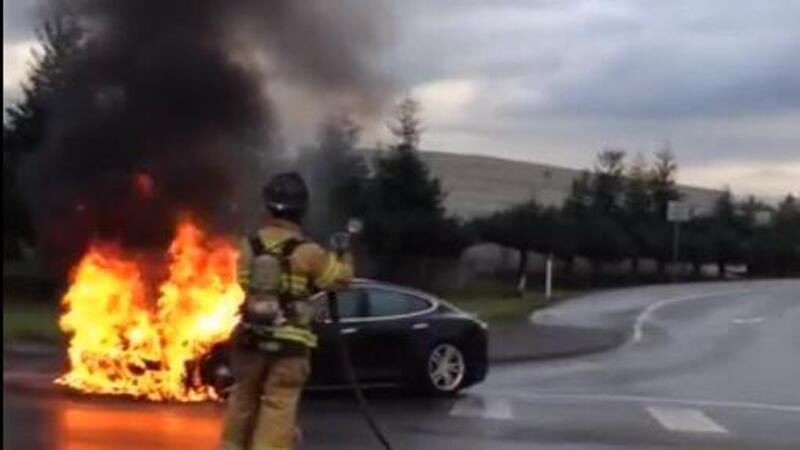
[23,0,390,268]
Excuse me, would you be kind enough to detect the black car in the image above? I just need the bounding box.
[198,279,489,396]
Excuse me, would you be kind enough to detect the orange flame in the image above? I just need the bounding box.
[55,219,244,402]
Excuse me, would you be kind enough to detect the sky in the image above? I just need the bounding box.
[4,0,799,200]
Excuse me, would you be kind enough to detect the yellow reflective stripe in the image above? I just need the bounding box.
[316,256,344,288]
[280,274,309,296]
[272,325,317,347]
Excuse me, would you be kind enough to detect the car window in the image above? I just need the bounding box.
[365,288,431,318]
[335,289,368,319]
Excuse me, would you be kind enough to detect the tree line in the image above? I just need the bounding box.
[472,147,800,293]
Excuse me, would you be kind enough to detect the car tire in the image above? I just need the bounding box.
[419,342,468,396]
[198,346,235,399]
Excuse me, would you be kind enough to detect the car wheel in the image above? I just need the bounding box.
[198,347,235,399]
[422,342,467,395]
[210,362,235,399]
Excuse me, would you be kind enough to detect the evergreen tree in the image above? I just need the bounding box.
[649,143,681,219]
[623,153,653,275]
[3,4,83,258]
[646,144,682,274]
[750,194,800,274]
[363,96,469,282]
[4,3,82,156]
[474,201,541,295]
[584,149,634,274]
[591,148,627,216]
[708,190,748,278]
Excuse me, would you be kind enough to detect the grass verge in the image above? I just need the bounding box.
[3,300,61,344]
[443,280,580,324]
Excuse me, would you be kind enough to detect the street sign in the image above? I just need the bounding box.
[667,200,690,223]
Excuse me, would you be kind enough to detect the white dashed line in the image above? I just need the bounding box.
[478,389,800,413]
[646,406,728,434]
[450,396,513,420]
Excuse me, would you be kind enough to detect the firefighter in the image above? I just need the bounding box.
[220,172,354,450]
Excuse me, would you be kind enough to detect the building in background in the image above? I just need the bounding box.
[418,151,722,219]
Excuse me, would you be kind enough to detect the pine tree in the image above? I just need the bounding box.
[591,148,627,216]
[3,4,82,258]
[363,96,468,282]
[4,3,82,156]
[623,153,653,275]
[647,143,682,274]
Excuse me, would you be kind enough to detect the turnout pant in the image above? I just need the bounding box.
[220,342,310,450]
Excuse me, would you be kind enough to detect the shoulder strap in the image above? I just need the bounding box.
[248,233,267,257]
[280,238,307,260]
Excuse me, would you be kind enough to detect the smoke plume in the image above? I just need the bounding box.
[24,0,392,267]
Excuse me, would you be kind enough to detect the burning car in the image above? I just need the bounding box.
[195,279,489,397]
[55,220,487,401]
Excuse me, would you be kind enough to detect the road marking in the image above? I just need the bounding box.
[630,289,760,345]
[731,317,765,325]
[478,389,800,414]
[646,406,728,434]
[450,396,513,420]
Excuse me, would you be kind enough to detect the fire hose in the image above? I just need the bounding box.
[326,219,394,450]
[327,292,394,450]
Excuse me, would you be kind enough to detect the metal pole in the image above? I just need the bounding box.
[545,253,553,300]
[672,221,680,280]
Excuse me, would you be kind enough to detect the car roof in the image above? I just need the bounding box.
[351,278,439,300]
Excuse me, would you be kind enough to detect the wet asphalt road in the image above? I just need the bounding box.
[4,280,800,450]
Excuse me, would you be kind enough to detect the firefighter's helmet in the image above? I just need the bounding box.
[262,172,309,219]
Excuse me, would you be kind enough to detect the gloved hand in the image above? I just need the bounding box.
[329,232,351,254]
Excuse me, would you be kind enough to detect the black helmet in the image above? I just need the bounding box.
[262,172,309,219]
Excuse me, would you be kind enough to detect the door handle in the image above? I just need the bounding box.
[411,322,429,330]
[340,327,358,335]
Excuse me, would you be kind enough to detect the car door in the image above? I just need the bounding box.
[310,288,368,385]
[350,286,435,382]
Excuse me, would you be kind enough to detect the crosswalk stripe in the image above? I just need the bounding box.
[450,396,513,420]
[646,406,728,434]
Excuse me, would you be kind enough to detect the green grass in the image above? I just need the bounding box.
[1,279,581,343]
[3,300,61,344]
[442,280,579,324]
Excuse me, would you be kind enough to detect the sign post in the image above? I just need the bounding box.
[545,253,553,300]
[667,201,690,280]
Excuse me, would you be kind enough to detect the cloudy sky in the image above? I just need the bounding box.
[4,0,799,199]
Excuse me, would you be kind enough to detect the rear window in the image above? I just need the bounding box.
[365,288,431,318]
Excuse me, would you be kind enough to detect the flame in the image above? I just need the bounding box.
[55,219,244,402]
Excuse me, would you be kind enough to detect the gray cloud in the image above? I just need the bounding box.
[5,0,799,197]
[379,0,800,196]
